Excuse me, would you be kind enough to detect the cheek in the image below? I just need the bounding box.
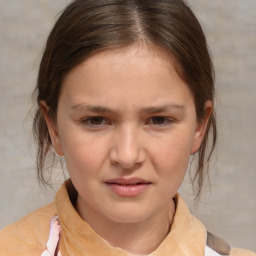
[152,134,193,171]
[155,143,190,194]
[149,131,195,194]
[59,130,110,177]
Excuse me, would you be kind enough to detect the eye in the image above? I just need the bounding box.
[146,116,173,126]
[81,117,110,127]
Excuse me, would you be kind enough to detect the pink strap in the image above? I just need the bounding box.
[41,216,62,256]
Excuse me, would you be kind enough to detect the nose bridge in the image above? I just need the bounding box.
[111,123,144,168]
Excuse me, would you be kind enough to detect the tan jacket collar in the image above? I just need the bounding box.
[56,180,206,256]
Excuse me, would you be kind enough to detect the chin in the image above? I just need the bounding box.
[105,203,151,224]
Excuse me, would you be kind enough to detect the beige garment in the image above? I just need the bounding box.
[0,181,255,256]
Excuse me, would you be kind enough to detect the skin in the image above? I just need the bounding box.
[41,44,212,255]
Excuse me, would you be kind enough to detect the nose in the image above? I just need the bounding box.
[109,125,146,170]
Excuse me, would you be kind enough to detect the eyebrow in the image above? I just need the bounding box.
[71,104,118,115]
[71,103,185,115]
[140,104,185,114]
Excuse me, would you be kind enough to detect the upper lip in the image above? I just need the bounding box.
[105,177,151,185]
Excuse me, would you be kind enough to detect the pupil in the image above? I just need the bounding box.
[153,117,164,124]
[91,117,103,125]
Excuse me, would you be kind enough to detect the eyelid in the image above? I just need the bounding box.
[145,116,175,126]
[79,115,175,128]
[81,116,111,127]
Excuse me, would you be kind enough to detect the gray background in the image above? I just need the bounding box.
[0,0,255,252]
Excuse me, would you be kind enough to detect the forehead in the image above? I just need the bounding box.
[59,43,193,110]
[63,43,184,87]
[85,43,174,67]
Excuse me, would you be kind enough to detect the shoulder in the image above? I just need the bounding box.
[206,231,255,256]
[175,195,255,256]
[0,203,56,256]
[206,232,255,256]
[231,248,256,256]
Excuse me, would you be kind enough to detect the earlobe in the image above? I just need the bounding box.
[190,101,213,154]
[39,101,64,156]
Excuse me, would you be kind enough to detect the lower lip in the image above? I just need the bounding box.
[105,183,151,197]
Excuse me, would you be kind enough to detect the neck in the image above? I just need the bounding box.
[76,199,175,255]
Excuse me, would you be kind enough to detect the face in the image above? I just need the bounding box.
[42,44,211,225]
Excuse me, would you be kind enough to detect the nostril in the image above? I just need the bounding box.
[109,139,146,169]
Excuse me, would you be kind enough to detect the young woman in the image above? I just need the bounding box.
[0,0,255,255]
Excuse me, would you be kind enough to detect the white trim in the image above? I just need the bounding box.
[205,245,223,256]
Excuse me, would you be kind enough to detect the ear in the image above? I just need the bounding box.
[190,100,213,154]
[40,101,64,156]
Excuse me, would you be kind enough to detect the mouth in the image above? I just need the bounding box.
[104,177,152,197]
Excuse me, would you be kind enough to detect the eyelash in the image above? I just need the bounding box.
[146,116,174,126]
[81,117,110,127]
[81,116,174,128]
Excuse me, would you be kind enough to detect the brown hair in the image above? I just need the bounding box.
[33,0,216,198]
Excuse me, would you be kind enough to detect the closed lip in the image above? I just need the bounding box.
[104,177,152,185]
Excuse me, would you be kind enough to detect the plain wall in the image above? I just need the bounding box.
[0,0,255,251]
